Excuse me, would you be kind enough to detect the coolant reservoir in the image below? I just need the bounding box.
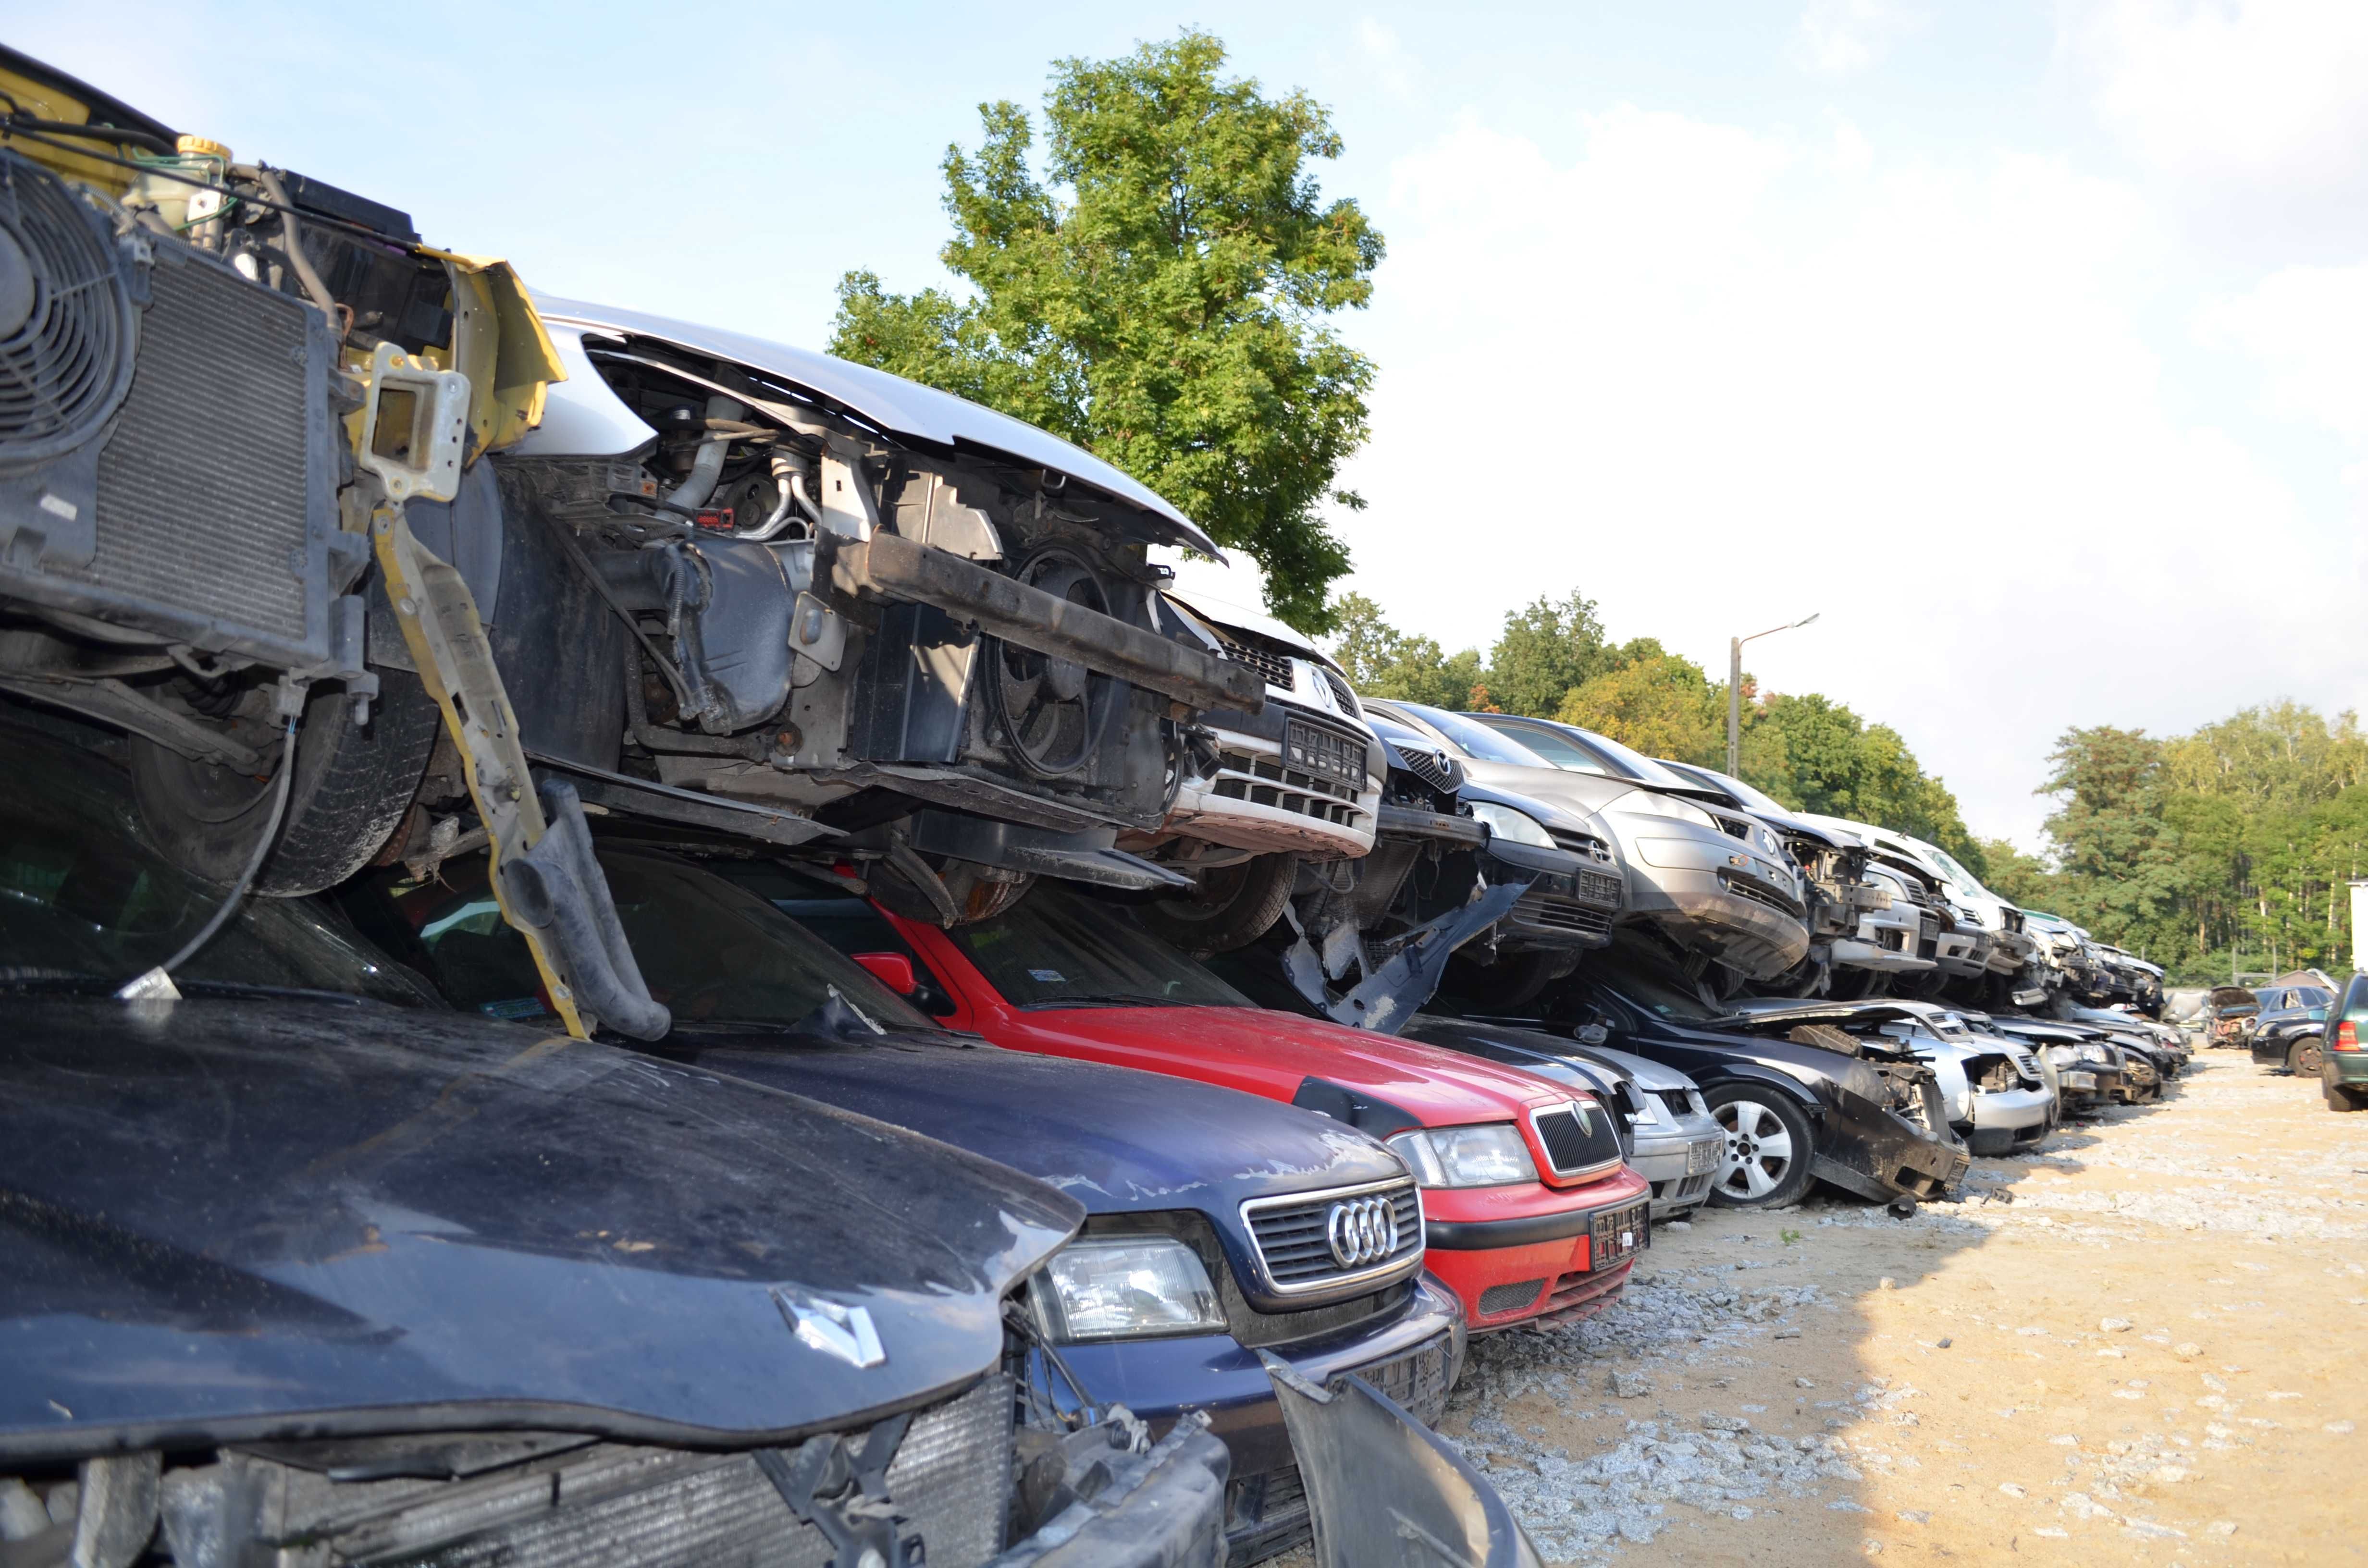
[125,135,232,235]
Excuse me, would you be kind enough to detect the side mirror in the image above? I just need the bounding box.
[851,952,918,995]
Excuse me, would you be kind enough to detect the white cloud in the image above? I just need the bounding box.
[1332,105,2351,847]
[2197,264,2368,443]
[1355,17,1420,98]
[2061,0,2368,247]
[1791,0,1920,76]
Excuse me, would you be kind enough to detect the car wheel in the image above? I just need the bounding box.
[2291,1039,2327,1076]
[130,668,440,897]
[2326,1083,2364,1113]
[1703,1085,1816,1210]
[1138,851,1295,957]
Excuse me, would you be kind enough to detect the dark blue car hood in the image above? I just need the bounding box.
[0,999,1080,1461]
[650,1024,1405,1285]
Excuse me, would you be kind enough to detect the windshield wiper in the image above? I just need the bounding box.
[1020,993,1163,1010]
[0,973,377,1006]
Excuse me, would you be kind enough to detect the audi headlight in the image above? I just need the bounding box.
[1032,1236,1225,1341]
[1618,791,1717,828]
[1387,1123,1539,1188]
[1469,800,1557,848]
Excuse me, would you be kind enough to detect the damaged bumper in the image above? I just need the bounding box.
[1260,1356,1543,1568]
[1963,1085,2053,1156]
[1810,1082,1970,1203]
[1628,1126,1725,1219]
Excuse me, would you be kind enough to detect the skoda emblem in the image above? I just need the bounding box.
[1326,1196,1397,1269]
[770,1287,886,1369]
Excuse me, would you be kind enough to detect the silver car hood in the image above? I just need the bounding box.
[1579,1043,1700,1095]
[530,295,1224,559]
[1453,756,1637,816]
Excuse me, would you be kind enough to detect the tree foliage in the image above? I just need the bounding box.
[2010,704,2368,980]
[830,31,1382,631]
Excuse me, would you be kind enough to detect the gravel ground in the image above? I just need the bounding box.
[1407,1053,2368,1566]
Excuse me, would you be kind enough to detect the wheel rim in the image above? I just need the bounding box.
[1714,1097,1796,1200]
[2299,1042,2324,1074]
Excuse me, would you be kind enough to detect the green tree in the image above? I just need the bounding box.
[1324,593,1484,709]
[1556,649,1724,766]
[1484,592,1613,718]
[1973,837,2058,909]
[831,31,1383,631]
[1749,693,1982,869]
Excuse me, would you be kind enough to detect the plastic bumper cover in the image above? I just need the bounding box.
[990,1411,1232,1568]
[1808,1086,1969,1202]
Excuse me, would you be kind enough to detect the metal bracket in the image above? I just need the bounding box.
[754,1415,917,1568]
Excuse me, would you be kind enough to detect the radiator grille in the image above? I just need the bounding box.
[1532,1102,1622,1176]
[204,1376,1012,1568]
[1212,626,1296,692]
[1514,892,1614,939]
[1547,827,1616,864]
[1241,1180,1421,1294]
[1475,1278,1546,1317]
[1392,745,1458,796]
[1720,870,1804,918]
[78,243,323,657]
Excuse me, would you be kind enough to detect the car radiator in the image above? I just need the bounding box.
[154,1377,1013,1567]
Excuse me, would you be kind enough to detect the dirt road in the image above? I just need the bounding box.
[1437,1053,2368,1565]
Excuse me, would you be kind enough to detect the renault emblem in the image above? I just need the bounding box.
[1326,1196,1397,1268]
[770,1287,885,1369]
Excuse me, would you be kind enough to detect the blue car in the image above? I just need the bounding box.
[348,844,1465,1567]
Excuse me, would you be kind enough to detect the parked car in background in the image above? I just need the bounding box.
[2203,984,2263,1048]
[0,718,1233,1568]
[349,842,1461,1567]
[735,872,1653,1336]
[2319,973,2368,1113]
[2251,984,2335,1075]
[1364,703,1809,986]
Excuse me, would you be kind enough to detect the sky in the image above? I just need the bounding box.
[20,1,2368,850]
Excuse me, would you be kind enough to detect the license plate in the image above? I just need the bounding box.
[1591,1200,1649,1269]
[1685,1137,1722,1175]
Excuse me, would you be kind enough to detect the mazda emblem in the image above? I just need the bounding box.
[1326,1195,1397,1268]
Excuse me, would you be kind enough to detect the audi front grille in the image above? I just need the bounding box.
[1239,1178,1423,1297]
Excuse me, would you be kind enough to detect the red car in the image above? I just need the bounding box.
[738,868,1653,1333]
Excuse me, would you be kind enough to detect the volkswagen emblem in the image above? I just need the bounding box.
[1326,1195,1397,1269]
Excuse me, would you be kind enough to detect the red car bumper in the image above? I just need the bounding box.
[1419,1165,1651,1333]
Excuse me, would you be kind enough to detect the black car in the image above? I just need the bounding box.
[1443,934,1968,1210]
[0,719,1234,1567]
[2250,986,2334,1074]
[347,844,1470,1568]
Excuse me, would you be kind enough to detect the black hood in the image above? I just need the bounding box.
[0,999,1080,1460]
[1397,1017,1618,1101]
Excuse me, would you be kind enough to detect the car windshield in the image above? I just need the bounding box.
[352,847,931,1033]
[0,722,429,1004]
[1543,723,1698,790]
[947,884,1255,1009]
[1913,839,1991,898]
[1667,761,1789,815]
[1471,718,1611,775]
[1377,702,1554,766]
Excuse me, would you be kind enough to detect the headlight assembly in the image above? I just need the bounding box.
[1625,1090,1668,1127]
[1387,1123,1539,1188]
[1032,1236,1226,1341]
[2078,1043,2113,1065]
[1468,800,1558,848]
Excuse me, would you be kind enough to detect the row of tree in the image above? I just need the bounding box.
[1979,703,2368,982]
[1329,591,1988,870]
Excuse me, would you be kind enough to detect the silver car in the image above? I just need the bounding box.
[1365,704,1809,982]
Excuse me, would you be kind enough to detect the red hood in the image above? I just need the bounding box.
[1002,1004,1571,1127]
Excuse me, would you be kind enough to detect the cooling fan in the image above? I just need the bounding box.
[982,544,1123,779]
[0,150,139,553]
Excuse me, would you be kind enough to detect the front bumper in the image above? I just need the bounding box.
[1162,694,1381,860]
[1485,838,1619,952]
[1047,1273,1464,1562]
[1628,1126,1724,1219]
[1613,830,1809,979]
[1810,1084,1969,1203]
[1963,1085,2052,1156]
[997,1414,1233,1568]
[1421,1166,1652,1332]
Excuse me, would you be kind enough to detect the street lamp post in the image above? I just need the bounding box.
[1727,613,1820,777]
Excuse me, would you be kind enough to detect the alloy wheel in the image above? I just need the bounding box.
[1714,1097,1797,1201]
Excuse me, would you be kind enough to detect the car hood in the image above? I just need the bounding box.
[1452,757,1638,816]
[1006,1004,1567,1132]
[1396,1017,1618,1100]
[648,1025,1405,1213]
[531,297,1221,559]
[0,1000,1079,1458]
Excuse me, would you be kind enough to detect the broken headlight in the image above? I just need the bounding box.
[1031,1237,1226,1341]
[1387,1123,1539,1188]
[1468,800,1557,848]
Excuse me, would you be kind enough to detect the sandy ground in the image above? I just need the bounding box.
[1418,1051,2368,1566]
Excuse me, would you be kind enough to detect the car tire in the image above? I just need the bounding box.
[1703,1084,1817,1211]
[1139,851,1296,957]
[131,669,441,897]
[2291,1039,2326,1076]
[2326,1082,2364,1113]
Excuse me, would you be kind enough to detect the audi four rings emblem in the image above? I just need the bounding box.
[1326,1196,1397,1268]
